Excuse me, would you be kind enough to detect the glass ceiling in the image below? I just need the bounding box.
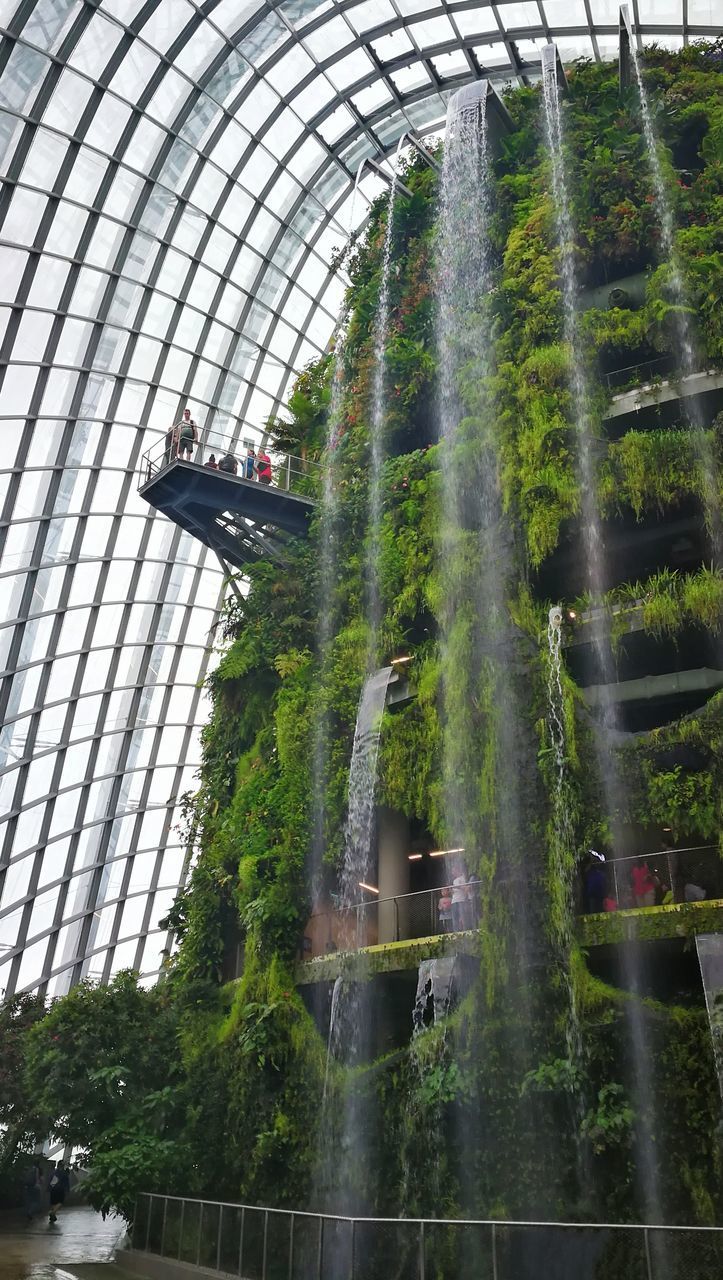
[0,0,718,999]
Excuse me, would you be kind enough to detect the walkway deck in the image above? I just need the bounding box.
[0,1204,126,1280]
[139,460,316,571]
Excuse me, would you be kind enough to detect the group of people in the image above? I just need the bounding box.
[23,1159,71,1224]
[164,409,273,483]
[205,444,272,483]
[438,867,481,933]
[582,851,707,914]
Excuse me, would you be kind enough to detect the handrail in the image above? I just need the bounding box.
[132,1191,723,1280]
[133,1191,723,1230]
[138,424,320,494]
[314,846,719,918]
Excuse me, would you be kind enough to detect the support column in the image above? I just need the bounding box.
[377,807,410,943]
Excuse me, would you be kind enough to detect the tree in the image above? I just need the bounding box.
[0,992,47,1173]
[24,971,187,1221]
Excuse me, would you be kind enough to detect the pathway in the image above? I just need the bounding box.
[0,1204,127,1280]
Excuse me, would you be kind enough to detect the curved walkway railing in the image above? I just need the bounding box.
[138,428,319,495]
[131,1193,723,1280]
[301,845,721,961]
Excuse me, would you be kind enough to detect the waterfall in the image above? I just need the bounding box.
[412,956,456,1034]
[340,666,394,910]
[542,45,665,1228]
[310,323,348,906]
[366,146,402,662]
[437,81,568,1217]
[624,16,721,560]
[322,975,343,1105]
[696,934,723,1105]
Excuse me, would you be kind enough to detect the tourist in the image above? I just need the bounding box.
[218,453,238,475]
[603,895,618,912]
[467,872,481,925]
[684,880,706,902]
[48,1161,70,1224]
[177,408,198,460]
[205,454,218,469]
[630,859,656,908]
[583,855,607,914]
[245,445,256,479]
[451,867,468,931]
[438,889,453,933]
[23,1161,44,1220]
[256,448,272,484]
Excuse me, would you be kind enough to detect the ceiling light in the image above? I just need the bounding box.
[408,853,423,861]
[391,654,413,664]
[358,881,379,894]
[429,846,465,857]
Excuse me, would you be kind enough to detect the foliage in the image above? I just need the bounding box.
[0,993,47,1175]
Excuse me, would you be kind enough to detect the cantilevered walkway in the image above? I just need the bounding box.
[138,431,318,571]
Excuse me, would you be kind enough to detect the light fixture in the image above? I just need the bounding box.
[429,846,465,857]
[663,827,672,833]
[408,853,423,861]
[391,654,413,664]
[358,881,379,894]
[568,609,577,619]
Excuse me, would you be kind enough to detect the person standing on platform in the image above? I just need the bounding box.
[256,447,272,484]
[176,408,198,460]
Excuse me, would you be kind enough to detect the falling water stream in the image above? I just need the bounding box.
[625,16,721,561]
[313,141,405,1239]
[309,323,348,906]
[367,144,403,662]
[437,83,568,1217]
[542,47,667,1230]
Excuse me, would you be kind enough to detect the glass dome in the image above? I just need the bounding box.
[0,0,717,997]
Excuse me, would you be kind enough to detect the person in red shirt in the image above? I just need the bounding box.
[256,448,272,484]
[631,860,656,907]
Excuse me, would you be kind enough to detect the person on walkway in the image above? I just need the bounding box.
[218,452,238,475]
[631,859,656,908]
[177,408,198,460]
[438,890,453,933]
[205,454,218,469]
[23,1161,44,1220]
[684,880,707,902]
[451,866,468,931]
[583,855,607,914]
[244,446,256,479]
[48,1161,70,1223]
[256,448,272,484]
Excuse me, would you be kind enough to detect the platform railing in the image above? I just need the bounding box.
[138,427,319,496]
[300,846,722,961]
[131,1192,723,1280]
[603,352,678,391]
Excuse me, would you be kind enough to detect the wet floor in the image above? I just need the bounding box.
[0,1204,127,1280]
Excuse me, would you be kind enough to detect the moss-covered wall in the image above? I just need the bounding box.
[167,46,723,1226]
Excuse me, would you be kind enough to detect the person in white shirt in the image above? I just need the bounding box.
[451,868,468,931]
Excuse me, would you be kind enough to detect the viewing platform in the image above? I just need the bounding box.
[296,846,723,984]
[138,430,318,570]
[602,362,723,430]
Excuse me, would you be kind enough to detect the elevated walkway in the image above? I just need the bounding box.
[138,433,318,571]
[603,366,723,430]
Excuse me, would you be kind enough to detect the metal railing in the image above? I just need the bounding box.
[138,427,319,496]
[131,1193,723,1280]
[582,844,722,914]
[300,847,722,961]
[603,353,677,391]
[302,884,482,961]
